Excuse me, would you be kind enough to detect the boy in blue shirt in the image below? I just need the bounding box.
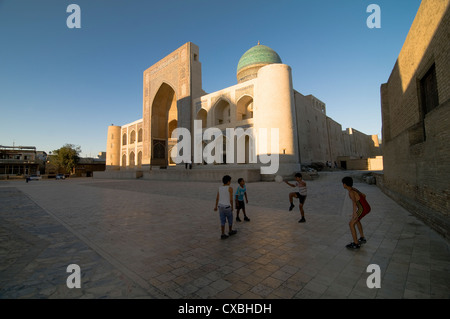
[235,178,250,222]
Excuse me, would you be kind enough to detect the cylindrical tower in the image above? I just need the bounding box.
[253,63,300,176]
[106,125,121,170]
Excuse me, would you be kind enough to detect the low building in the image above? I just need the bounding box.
[46,153,106,178]
[0,145,43,179]
[72,157,106,177]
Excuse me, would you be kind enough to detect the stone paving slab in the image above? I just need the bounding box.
[0,187,152,298]
[1,171,449,299]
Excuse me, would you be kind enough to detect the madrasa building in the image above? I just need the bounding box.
[101,42,381,181]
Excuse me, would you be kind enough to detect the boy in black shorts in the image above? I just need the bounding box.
[285,173,307,223]
[235,178,250,222]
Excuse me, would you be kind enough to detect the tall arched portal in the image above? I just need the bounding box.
[151,83,178,167]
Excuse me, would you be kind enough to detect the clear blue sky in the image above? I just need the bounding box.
[0,0,422,157]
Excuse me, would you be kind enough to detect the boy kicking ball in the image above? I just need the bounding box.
[284,173,307,223]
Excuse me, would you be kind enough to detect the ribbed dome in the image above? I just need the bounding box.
[237,44,282,73]
[236,43,282,83]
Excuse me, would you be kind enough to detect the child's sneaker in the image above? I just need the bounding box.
[298,217,306,223]
[346,242,360,249]
[221,234,229,240]
[236,216,242,222]
[229,230,237,236]
[358,237,367,245]
[289,203,295,211]
[244,216,250,222]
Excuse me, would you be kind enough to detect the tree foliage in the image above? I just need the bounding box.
[52,144,81,174]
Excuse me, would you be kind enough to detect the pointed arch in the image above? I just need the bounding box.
[137,151,142,168]
[213,98,232,126]
[196,108,207,129]
[151,82,178,166]
[236,95,254,120]
[129,151,135,168]
[122,154,127,167]
[130,130,136,144]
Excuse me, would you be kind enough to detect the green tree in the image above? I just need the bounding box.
[52,144,81,174]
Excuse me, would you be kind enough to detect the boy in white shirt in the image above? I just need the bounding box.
[214,175,238,239]
[284,173,308,223]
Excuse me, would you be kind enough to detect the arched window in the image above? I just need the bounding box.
[197,108,207,128]
[154,142,165,159]
[122,154,127,167]
[236,95,253,120]
[129,152,135,168]
[214,99,231,125]
[130,131,136,144]
[122,133,127,146]
[137,151,142,167]
[138,129,143,143]
[168,120,177,139]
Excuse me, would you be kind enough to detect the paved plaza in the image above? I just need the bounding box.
[1,171,449,299]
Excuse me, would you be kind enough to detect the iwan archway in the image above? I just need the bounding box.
[151,82,178,167]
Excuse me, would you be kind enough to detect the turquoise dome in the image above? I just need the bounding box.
[237,44,282,73]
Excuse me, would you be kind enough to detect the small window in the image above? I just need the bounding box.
[130,130,136,144]
[194,54,198,61]
[420,63,439,115]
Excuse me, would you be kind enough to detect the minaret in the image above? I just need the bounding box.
[253,63,300,177]
[106,125,121,170]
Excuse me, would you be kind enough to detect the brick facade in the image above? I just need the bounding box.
[380,0,450,239]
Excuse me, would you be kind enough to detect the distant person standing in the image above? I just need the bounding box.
[185,159,192,169]
[214,175,237,239]
[285,173,307,223]
[342,176,370,249]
